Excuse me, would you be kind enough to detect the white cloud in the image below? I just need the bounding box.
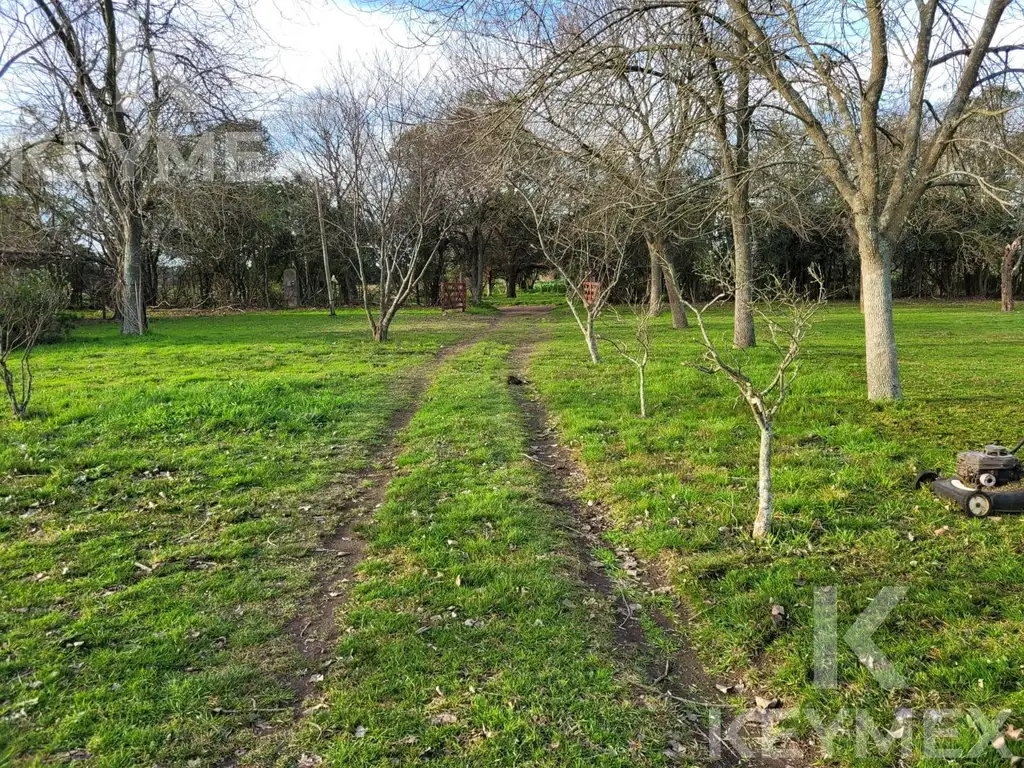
[253,0,412,91]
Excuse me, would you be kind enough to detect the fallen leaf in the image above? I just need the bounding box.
[715,682,745,694]
[754,696,782,710]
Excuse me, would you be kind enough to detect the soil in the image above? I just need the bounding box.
[281,321,499,709]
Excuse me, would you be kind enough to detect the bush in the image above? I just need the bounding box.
[0,269,71,418]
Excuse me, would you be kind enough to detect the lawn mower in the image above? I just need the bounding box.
[916,439,1024,518]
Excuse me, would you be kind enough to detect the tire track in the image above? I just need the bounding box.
[507,336,807,768]
[221,319,497,766]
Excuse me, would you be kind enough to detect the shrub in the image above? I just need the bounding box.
[0,269,71,419]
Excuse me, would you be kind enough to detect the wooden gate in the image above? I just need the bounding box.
[440,280,468,312]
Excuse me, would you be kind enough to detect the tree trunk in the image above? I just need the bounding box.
[752,422,773,539]
[648,248,663,315]
[585,312,600,363]
[119,212,147,335]
[1,363,26,419]
[345,270,358,307]
[664,272,687,329]
[315,183,336,317]
[1002,248,1014,312]
[638,366,646,418]
[731,205,756,348]
[373,318,389,342]
[854,215,901,400]
[649,239,687,328]
[142,245,158,306]
[730,39,756,349]
[913,252,926,298]
[507,270,518,298]
[469,231,485,304]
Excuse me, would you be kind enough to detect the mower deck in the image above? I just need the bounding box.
[922,475,1024,517]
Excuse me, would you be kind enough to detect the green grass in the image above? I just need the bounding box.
[6,301,1024,767]
[527,301,1024,766]
[278,340,676,767]
[489,281,565,307]
[0,309,486,766]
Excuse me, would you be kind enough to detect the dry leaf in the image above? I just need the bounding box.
[754,696,782,710]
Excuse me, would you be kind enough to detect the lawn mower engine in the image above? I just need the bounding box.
[956,445,1022,488]
[917,439,1024,517]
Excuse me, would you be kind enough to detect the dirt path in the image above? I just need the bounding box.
[507,332,803,768]
[234,308,803,766]
[283,319,501,707]
[222,320,499,766]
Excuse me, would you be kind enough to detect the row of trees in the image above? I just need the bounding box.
[2,0,1023,401]
[397,0,1024,400]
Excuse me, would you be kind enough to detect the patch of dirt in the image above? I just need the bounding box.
[507,343,810,768]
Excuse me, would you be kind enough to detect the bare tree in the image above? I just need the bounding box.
[515,146,632,362]
[314,181,336,316]
[521,7,712,330]
[4,0,260,334]
[331,57,460,342]
[684,266,825,539]
[0,268,69,418]
[600,298,654,417]
[687,11,758,347]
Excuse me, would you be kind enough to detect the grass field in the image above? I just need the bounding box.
[528,301,1024,766]
[2,301,1023,766]
[278,339,674,766]
[0,310,484,765]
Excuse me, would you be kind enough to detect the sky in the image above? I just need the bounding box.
[252,0,412,91]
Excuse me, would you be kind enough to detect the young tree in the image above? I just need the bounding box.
[600,299,654,417]
[685,267,825,539]
[0,268,69,418]
[515,144,632,362]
